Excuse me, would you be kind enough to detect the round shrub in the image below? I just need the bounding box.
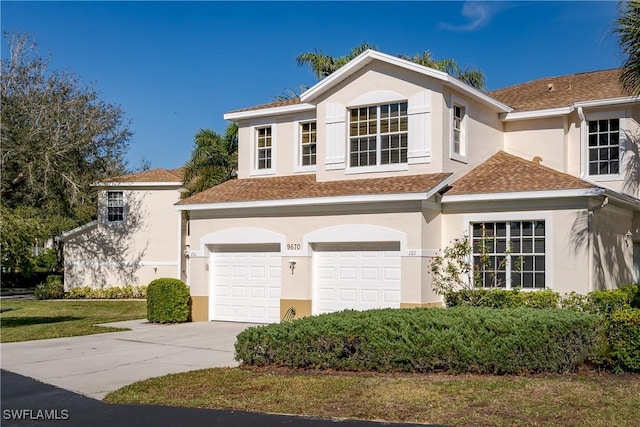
[34,281,65,300]
[146,278,190,323]
[235,307,599,374]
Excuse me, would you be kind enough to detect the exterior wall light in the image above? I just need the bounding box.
[289,260,297,275]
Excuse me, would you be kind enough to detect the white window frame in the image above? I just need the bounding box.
[463,211,553,290]
[294,119,317,173]
[106,190,125,223]
[250,123,276,176]
[581,111,625,182]
[346,102,409,173]
[450,95,468,163]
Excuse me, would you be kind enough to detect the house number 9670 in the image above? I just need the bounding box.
[287,243,301,250]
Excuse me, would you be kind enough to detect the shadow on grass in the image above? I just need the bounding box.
[0,316,82,328]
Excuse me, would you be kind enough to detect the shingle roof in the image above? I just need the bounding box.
[177,173,452,205]
[103,168,184,183]
[489,68,625,112]
[229,98,303,113]
[445,151,595,196]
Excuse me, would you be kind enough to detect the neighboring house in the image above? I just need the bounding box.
[59,168,185,289]
[175,50,640,323]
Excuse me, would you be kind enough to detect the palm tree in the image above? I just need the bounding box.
[614,0,640,96]
[399,51,486,90]
[296,42,377,79]
[297,44,486,90]
[182,125,237,198]
[273,84,309,101]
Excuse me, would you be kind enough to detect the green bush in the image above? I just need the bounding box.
[66,285,147,299]
[445,289,560,309]
[604,309,640,373]
[146,278,190,323]
[34,281,65,300]
[235,307,599,374]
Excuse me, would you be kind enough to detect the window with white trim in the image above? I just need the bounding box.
[300,121,316,166]
[349,102,408,167]
[107,191,124,222]
[472,221,545,289]
[256,126,272,170]
[588,118,620,176]
[452,104,465,157]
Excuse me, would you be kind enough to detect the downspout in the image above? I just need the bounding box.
[577,106,586,177]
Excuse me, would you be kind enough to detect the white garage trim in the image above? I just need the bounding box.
[313,242,401,315]
[209,243,281,323]
[302,224,408,256]
[199,227,286,255]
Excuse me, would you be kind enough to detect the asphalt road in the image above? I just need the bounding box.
[1,370,439,427]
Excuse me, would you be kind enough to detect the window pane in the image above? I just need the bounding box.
[534,238,545,253]
[588,121,598,133]
[610,119,619,131]
[534,221,545,236]
[588,134,598,146]
[522,222,533,236]
[599,120,608,132]
[610,161,619,174]
[522,273,534,288]
[535,273,545,288]
[535,256,545,271]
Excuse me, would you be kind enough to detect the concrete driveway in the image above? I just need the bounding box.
[1,320,253,399]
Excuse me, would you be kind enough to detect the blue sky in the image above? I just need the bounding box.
[1,1,623,170]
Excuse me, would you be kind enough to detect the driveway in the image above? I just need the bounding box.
[1,320,252,399]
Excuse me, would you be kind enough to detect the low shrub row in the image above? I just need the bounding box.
[235,307,599,375]
[444,285,640,313]
[66,285,147,299]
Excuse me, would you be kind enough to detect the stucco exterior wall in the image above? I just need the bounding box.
[591,204,635,289]
[63,186,182,288]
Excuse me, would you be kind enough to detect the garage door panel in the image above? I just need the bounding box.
[314,245,401,314]
[211,249,281,323]
[338,267,357,280]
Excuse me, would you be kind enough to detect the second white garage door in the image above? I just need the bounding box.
[210,245,281,323]
[313,243,401,315]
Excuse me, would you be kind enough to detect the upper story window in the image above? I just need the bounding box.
[349,102,408,167]
[256,126,272,170]
[300,121,317,166]
[588,118,619,176]
[453,105,465,155]
[450,96,468,162]
[107,191,124,222]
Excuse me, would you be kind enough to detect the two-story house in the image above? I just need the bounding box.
[177,50,640,323]
[60,168,185,289]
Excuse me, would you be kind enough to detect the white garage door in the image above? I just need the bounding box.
[313,243,401,315]
[210,245,281,323]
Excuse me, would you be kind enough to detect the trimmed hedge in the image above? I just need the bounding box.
[66,285,147,299]
[235,307,599,374]
[146,278,190,323]
[604,309,640,373]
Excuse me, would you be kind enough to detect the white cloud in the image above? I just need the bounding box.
[439,2,505,32]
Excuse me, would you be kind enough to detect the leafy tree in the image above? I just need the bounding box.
[181,124,238,198]
[1,31,131,272]
[296,43,486,90]
[615,0,640,96]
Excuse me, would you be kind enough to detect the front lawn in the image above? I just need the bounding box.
[105,367,640,427]
[0,299,147,342]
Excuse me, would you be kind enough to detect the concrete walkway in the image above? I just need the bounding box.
[1,320,253,399]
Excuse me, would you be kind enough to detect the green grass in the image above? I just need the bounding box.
[105,367,640,427]
[0,299,147,342]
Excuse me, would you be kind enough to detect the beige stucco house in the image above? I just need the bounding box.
[176,50,640,323]
[60,168,184,289]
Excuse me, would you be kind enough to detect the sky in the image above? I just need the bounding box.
[1,1,624,171]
